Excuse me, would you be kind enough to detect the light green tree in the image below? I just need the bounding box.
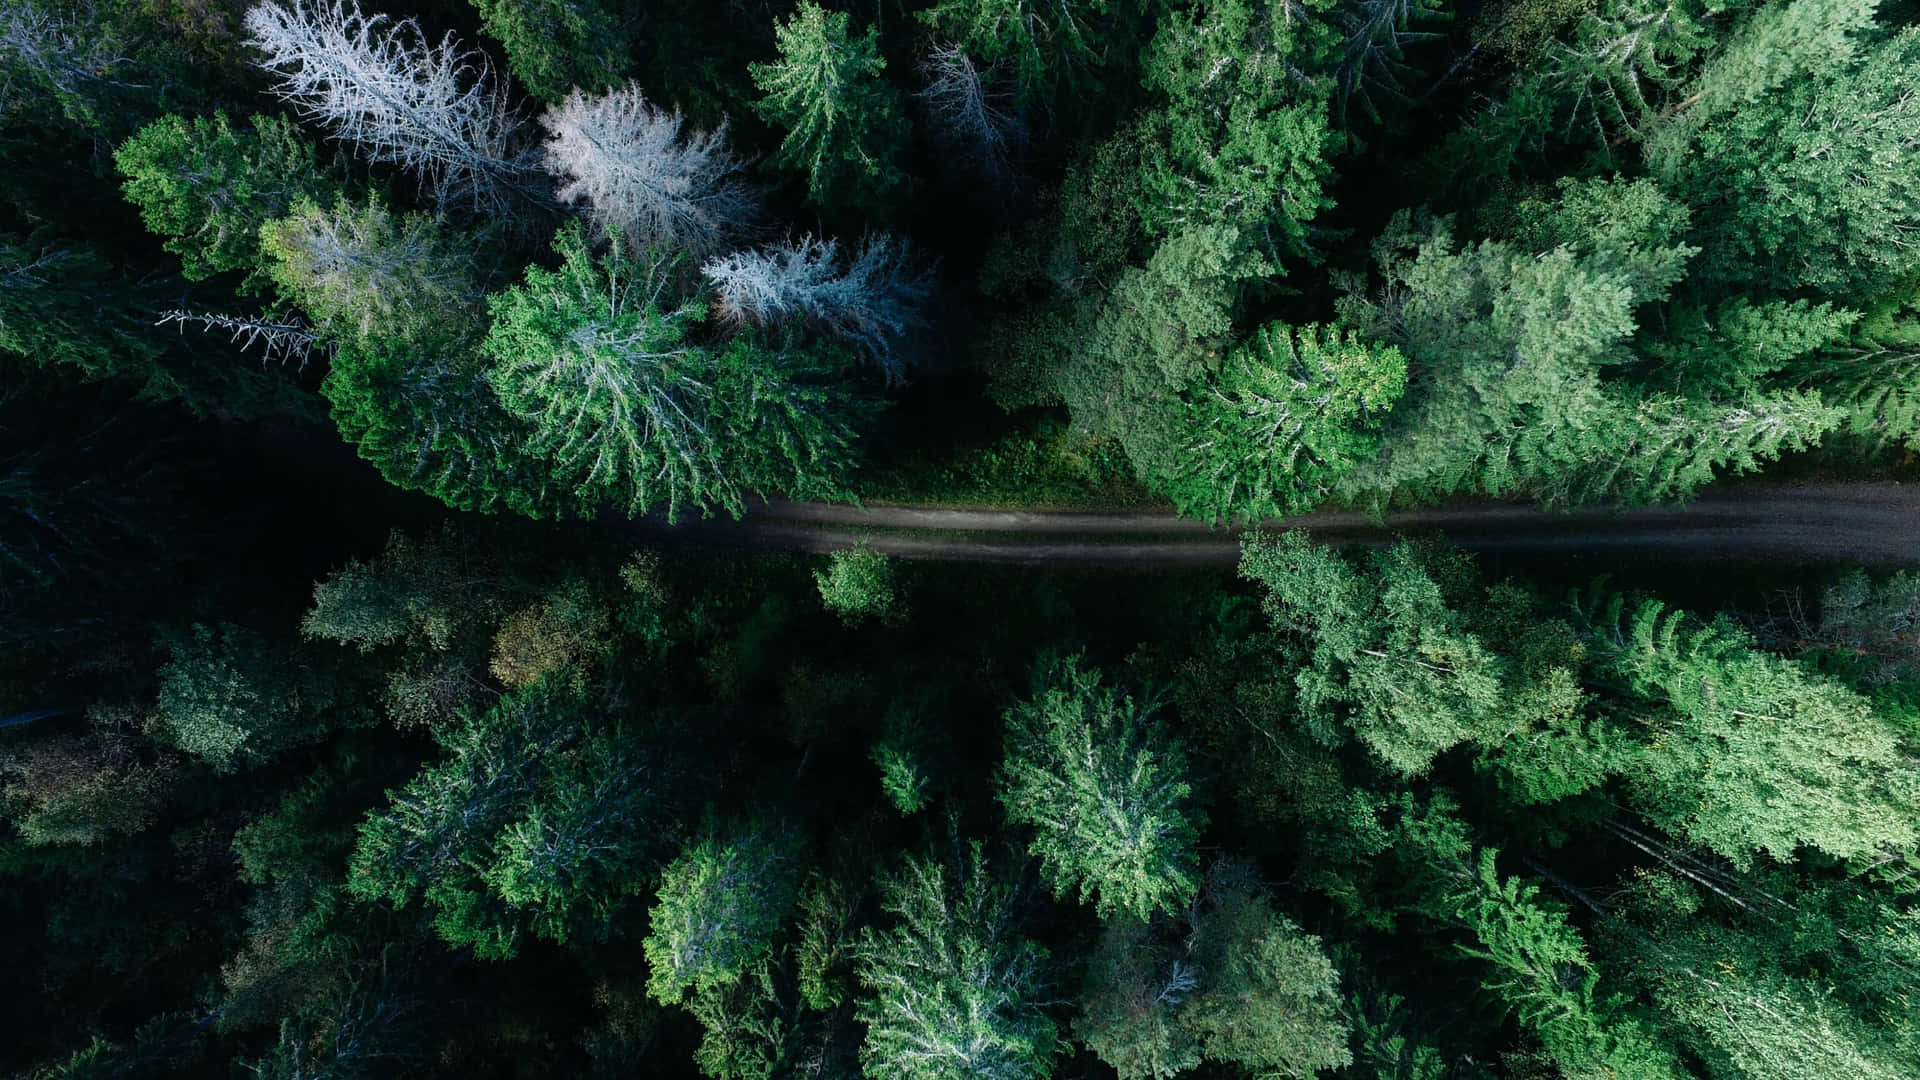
[1240,532,1513,774]
[855,842,1057,1080]
[644,819,801,1005]
[1165,322,1408,522]
[150,623,337,773]
[1136,0,1338,254]
[116,112,335,285]
[484,224,865,520]
[1581,595,1920,867]
[998,656,1202,920]
[813,542,902,626]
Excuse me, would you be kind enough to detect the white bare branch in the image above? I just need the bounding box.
[158,308,327,367]
[539,83,762,261]
[915,42,1025,188]
[702,233,933,381]
[243,0,540,216]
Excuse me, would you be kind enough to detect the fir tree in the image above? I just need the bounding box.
[751,2,908,211]
[998,656,1202,921]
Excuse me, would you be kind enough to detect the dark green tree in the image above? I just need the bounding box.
[469,0,633,102]
[751,2,907,211]
[348,678,682,957]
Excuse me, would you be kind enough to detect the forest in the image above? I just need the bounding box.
[5,0,1920,1077]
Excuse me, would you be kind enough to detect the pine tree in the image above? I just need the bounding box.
[150,623,339,773]
[751,2,908,211]
[348,677,681,957]
[262,195,491,349]
[1240,532,1513,774]
[1165,321,1408,523]
[539,83,761,260]
[1135,0,1338,254]
[483,224,864,520]
[1581,596,1920,867]
[1652,15,1920,297]
[468,0,632,103]
[998,656,1202,921]
[482,224,724,519]
[1074,862,1352,1080]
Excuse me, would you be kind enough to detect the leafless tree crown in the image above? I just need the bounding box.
[539,83,762,261]
[703,234,932,381]
[915,42,1025,187]
[243,1,538,215]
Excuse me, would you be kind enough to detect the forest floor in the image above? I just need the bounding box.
[625,481,1920,567]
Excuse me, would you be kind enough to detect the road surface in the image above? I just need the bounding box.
[625,482,1920,567]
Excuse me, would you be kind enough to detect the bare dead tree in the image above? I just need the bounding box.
[243,0,543,217]
[157,309,327,367]
[703,234,933,382]
[539,83,762,261]
[915,42,1025,189]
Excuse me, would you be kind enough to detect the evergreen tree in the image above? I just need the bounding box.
[1074,862,1352,1080]
[751,2,908,211]
[855,842,1058,1080]
[998,656,1202,921]
[116,112,336,285]
[644,818,801,1005]
[1240,532,1513,774]
[1164,321,1408,522]
[483,224,863,520]
[262,195,492,349]
[1135,0,1338,255]
[469,0,632,103]
[150,623,343,773]
[1581,594,1920,867]
[348,677,682,957]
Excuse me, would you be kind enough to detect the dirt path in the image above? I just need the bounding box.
[625,482,1920,567]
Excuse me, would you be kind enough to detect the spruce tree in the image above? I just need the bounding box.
[855,842,1057,1080]
[751,2,907,211]
[998,656,1202,921]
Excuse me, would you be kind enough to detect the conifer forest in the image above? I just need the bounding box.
[11,0,1920,1077]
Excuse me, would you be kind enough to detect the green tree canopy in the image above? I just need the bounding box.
[999,655,1202,920]
[751,2,907,211]
[644,817,802,1005]
[856,841,1058,1080]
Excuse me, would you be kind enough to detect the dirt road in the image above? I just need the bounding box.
[626,482,1920,567]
